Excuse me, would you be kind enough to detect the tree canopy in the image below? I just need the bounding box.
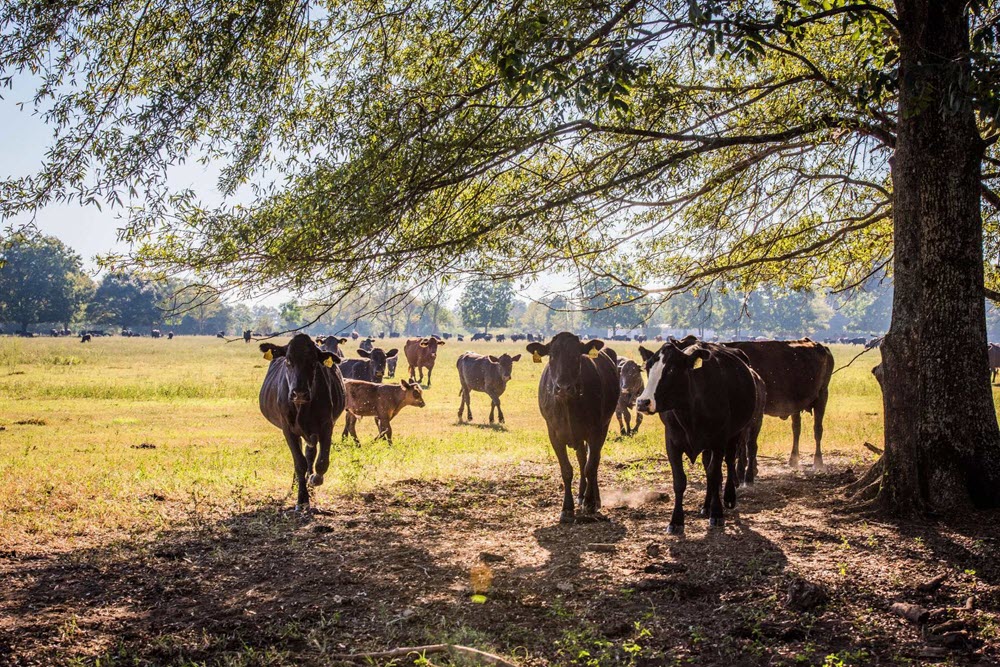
[460,279,514,333]
[0,232,91,330]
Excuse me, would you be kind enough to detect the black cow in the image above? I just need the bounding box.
[615,358,644,436]
[340,346,398,384]
[359,337,375,352]
[80,333,92,343]
[216,331,225,339]
[243,329,252,343]
[456,352,522,423]
[471,332,493,342]
[637,338,760,533]
[320,336,349,358]
[167,331,174,340]
[527,332,618,523]
[386,355,398,378]
[495,333,506,343]
[258,334,345,510]
[151,329,162,339]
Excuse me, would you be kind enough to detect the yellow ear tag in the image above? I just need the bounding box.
[692,357,703,370]
[532,351,542,363]
[323,357,334,368]
[588,347,599,359]
[263,349,273,361]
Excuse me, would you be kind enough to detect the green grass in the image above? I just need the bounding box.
[0,334,949,549]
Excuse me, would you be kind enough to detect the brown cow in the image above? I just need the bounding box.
[615,358,644,436]
[342,379,425,444]
[456,352,522,424]
[527,332,618,523]
[404,335,445,387]
[723,338,834,468]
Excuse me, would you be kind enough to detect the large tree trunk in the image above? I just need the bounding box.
[878,0,1000,512]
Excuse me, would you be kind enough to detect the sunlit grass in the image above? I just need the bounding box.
[0,334,951,549]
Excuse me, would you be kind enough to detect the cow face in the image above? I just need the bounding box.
[619,359,643,395]
[261,334,340,406]
[418,336,445,359]
[401,379,426,408]
[319,336,349,357]
[636,341,710,414]
[357,347,399,382]
[488,353,522,381]
[527,332,603,401]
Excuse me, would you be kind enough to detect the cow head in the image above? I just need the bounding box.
[400,379,426,408]
[261,333,340,406]
[418,336,445,358]
[636,339,709,414]
[618,358,643,395]
[319,336,349,357]
[356,347,399,382]
[527,332,603,401]
[488,353,522,381]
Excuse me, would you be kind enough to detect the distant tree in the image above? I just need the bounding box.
[0,233,88,332]
[251,304,280,334]
[747,287,829,338]
[584,277,649,335]
[842,282,893,335]
[87,273,164,329]
[460,280,514,334]
[279,300,305,330]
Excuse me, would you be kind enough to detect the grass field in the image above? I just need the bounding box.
[3,336,999,666]
[0,336,884,549]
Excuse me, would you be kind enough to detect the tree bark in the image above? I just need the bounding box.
[879,0,1000,512]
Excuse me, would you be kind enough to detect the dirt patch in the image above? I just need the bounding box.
[0,458,998,666]
[12,418,46,426]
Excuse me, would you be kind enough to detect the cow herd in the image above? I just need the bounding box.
[256,332,836,532]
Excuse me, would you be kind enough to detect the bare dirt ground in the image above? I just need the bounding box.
[1,455,998,666]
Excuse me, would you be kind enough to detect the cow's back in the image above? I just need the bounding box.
[457,353,493,391]
[725,339,832,417]
[404,339,423,366]
[340,358,374,382]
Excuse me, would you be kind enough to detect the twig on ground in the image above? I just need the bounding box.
[863,441,884,455]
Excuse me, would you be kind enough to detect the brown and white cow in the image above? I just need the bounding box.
[404,335,445,387]
[722,339,834,468]
[527,332,618,523]
[342,379,425,444]
[456,352,522,424]
[258,334,345,511]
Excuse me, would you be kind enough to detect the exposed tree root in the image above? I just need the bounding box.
[330,644,519,666]
[845,456,884,497]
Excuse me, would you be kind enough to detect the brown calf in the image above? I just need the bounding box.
[343,379,425,444]
[404,336,445,386]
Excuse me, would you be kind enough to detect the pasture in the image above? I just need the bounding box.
[0,336,998,666]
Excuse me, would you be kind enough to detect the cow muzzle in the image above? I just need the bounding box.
[636,398,654,414]
[291,390,311,406]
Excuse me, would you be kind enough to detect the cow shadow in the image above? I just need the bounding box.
[454,421,509,432]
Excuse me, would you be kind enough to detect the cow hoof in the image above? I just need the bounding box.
[709,517,724,528]
[294,503,311,512]
[699,506,708,517]
[813,458,826,471]
[724,498,736,509]
[559,511,575,524]
[309,473,324,486]
[788,456,799,468]
[741,480,755,488]
[666,524,684,535]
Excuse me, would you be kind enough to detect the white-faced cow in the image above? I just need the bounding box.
[340,346,399,384]
[404,336,445,387]
[456,352,522,424]
[258,334,345,511]
[637,338,761,533]
[723,339,834,468]
[527,332,618,523]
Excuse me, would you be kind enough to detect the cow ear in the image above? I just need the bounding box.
[488,355,499,363]
[526,342,549,362]
[356,348,371,358]
[638,345,654,362]
[260,343,286,360]
[400,379,409,387]
[419,340,429,347]
[685,346,711,369]
[437,339,446,345]
[320,351,340,367]
[385,348,398,358]
[582,339,604,358]
[339,337,348,344]
[511,354,521,362]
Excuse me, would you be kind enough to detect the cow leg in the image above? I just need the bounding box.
[489,398,496,424]
[310,428,332,487]
[495,396,505,424]
[283,430,311,510]
[583,436,604,514]
[378,411,393,445]
[550,436,576,524]
[665,443,687,534]
[699,453,712,516]
[347,414,361,444]
[789,412,802,467]
[707,448,726,528]
[304,439,318,478]
[622,408,632,437]
[574,444,588,507]
[425,366,432,387]
[632,411,643,436]
[457,387,468,422]
[465,389,473,420]
[615,408,626,436]
[813,388,828,470]
[723,440,738,509]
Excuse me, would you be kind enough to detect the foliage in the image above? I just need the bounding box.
[87,273,164,328]
[460,279,514,332]
[0,232,90,330]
